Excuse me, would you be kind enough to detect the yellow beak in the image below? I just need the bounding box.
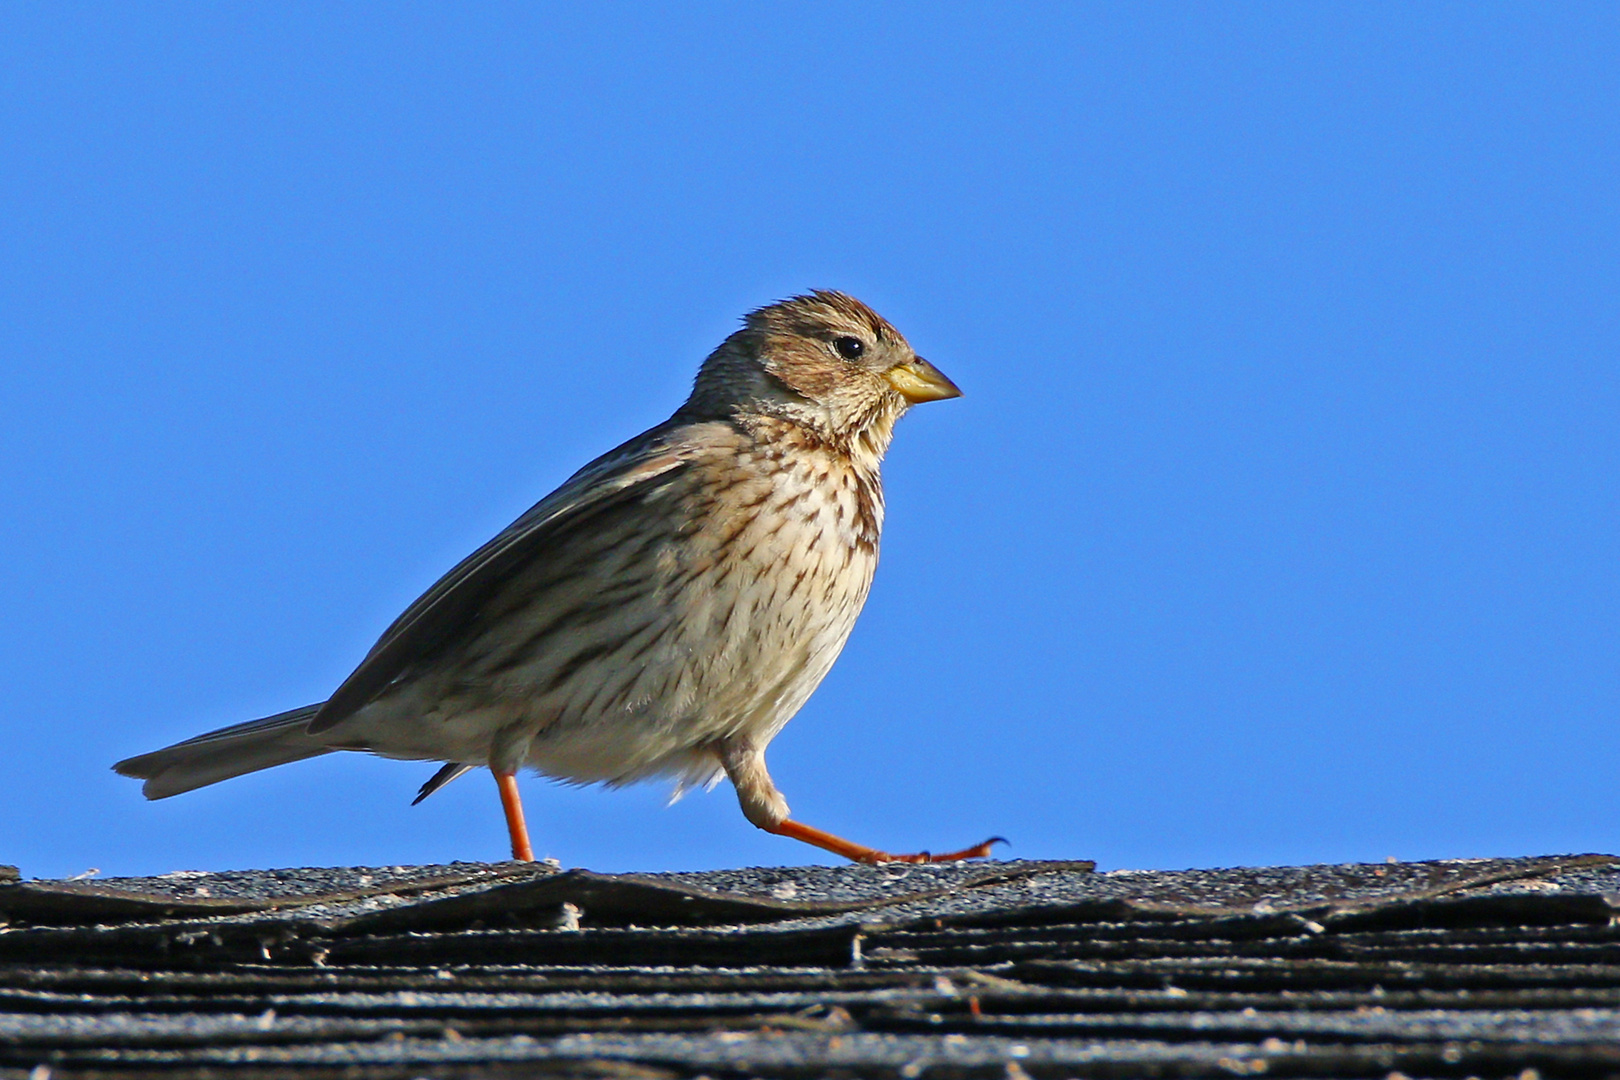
[885,358,963,404]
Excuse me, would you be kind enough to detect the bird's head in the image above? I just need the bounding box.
[684,290,961,461]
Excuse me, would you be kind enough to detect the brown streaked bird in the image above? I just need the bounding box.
[115,291,999,864]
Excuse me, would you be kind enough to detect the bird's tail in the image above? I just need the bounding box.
[113,703,335,799]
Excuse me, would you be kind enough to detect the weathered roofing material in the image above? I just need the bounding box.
[0,854,1617,1077]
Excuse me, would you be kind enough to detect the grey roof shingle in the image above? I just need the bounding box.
[1,854,1617,1077]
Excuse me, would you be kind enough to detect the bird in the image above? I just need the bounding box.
[115,291,1000,864]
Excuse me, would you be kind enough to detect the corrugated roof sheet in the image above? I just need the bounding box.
[1,854,1617,1077]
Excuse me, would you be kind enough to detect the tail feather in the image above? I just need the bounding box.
[113,703,334,799]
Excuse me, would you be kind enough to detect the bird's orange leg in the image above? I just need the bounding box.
[714,740,1003,865]
[769,818,1005,864]
[493,770,535,862]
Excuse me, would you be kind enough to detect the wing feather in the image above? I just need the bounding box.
[308,425,692,734]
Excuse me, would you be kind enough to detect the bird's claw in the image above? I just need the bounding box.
[769,819,1008,864]
[864,835,1009,864]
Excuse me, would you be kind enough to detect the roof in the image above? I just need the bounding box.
[2,853,1618,1077]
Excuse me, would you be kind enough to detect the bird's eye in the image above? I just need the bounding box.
[833,336,866,360]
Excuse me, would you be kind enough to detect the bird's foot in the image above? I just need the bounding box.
[769,819,1006,864]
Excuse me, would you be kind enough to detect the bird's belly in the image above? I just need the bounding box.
[484,477,875,778]
[525,534,873,783]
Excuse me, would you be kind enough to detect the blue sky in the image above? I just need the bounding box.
[3,4,1616,878]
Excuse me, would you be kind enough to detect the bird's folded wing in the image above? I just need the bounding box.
[308,426,694,734]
